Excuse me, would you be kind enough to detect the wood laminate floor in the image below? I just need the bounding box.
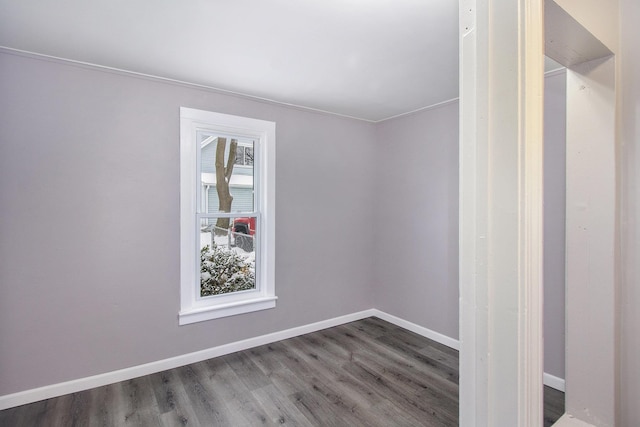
[0,317,564,426]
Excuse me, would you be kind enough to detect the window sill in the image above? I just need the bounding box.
[179,296,277,325]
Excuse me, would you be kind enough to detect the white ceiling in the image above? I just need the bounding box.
[0,0,459,121]
[0,1,561,122]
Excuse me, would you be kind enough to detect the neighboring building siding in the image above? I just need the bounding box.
[201,139,254,177]
[201,140,254,214]
[207,186,254,213]
[201,140,216,173]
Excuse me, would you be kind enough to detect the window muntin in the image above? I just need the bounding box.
[199,216,257,297]
[235,144,254,167]
[198,131,255,214]
[180,108,276,325]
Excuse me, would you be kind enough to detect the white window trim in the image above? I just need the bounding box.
[179,107,276,325]
[234,143,254,168]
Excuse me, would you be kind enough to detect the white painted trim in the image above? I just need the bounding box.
[367,311,569,394]
[459,0,545,424]
[564,57,617,425]
[373,310,565,392]
[370,310,460,350]
[379,70,566,123]
[0,308,566,410]
[544,67,567,79]
[544,373,566,392]
[551,414,596,427]
[0,47,568,125]
[178,296,277,325]
[179,108,276,324]
[0,46,380,123]
[0,309,376,410]
[544,68,567,78]
[544,1,612,68]
[378,98,459,122]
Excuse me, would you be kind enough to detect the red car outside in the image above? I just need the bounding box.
[231,217,255,251]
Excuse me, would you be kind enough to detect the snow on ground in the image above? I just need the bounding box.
[200,231,255,265]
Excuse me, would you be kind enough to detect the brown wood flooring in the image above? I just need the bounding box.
[0,317,564,426]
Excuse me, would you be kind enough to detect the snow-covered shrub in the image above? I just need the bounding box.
[200,244,255,296]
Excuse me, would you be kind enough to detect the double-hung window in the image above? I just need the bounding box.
[179,108,276,325]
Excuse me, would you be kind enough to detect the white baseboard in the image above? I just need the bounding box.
[0,309,376,410]
[371,309,461,350]
[370,310,566,392]
[544,372,566,392]
[0,308,565,410]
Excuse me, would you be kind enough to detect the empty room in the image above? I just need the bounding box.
[1,1,639,426]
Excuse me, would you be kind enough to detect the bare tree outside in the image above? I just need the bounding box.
[214,137,237,235]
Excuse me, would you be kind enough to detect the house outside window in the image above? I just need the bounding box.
[235,144,254,167]
[180,108,276,325]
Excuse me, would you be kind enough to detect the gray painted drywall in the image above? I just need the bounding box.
[372,102,460,340]
[620,0,640,423]
[0,48,572,399]
[543,71,567,380]
[0,51,376,395]
[371,74,568,376]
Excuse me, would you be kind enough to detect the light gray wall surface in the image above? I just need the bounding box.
[0,49,572,398]
[620,0,640,423]
[372,102,460,340]
[371,74,568,373]
[0,51,377,395]
[543,71,567,380]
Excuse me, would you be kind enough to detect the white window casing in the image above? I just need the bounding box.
[179,107,276,325]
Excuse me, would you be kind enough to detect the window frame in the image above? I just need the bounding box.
[179,107,276,325]
[234,143,254,168]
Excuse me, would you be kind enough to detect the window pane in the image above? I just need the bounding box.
[245,146,254,166]
[199,131,254,213]
[234,146,244,165]
[200,217,256,297]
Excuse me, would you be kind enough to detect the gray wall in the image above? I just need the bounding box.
[371,73,568,377]
[0,51,376,395]
[0,49,571,398]
[543,71,567,380]
[372,102,460,339]
[620,0,640,423]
